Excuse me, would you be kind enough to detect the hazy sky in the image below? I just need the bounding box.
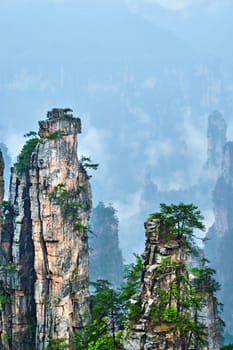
[1,0,233,260]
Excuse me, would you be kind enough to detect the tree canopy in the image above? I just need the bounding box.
[159,202,205,240]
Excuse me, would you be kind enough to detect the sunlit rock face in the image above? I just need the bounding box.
[2,109,91,350]
[123,217,219,350]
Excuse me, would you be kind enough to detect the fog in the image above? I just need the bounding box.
[1,0,233,261]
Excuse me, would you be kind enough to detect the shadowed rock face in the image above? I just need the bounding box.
[0,109,91,350]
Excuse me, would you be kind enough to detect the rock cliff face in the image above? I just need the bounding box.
[0,109,92,350]
[123,216,220,350]
[206,142,233,341]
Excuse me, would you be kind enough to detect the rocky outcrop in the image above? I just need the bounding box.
[123,215,220,350]
[0,109,92,350]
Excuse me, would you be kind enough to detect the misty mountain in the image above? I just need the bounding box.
[1,1,233,260]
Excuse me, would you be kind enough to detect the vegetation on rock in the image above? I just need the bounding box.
[14,131,41,175]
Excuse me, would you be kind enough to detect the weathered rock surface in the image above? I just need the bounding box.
[0,109,92,350]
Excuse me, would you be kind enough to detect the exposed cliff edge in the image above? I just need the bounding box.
[123,212,220,350]
[0,109,92,350]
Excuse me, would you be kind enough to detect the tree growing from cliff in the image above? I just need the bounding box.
[119,254,142,323]
[159,202,205,250]
[75,279,123,350]
[14,131,41,175]
[147,204,221,348]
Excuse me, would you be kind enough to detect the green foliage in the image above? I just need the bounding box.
[221,344,233,350]
[49,183,84,224]
[90,280,119,323]
[87,332,119,350]
[23,131,38,138]
[119,254,142,322]
[119,255,142,304]
[73,221,86,230]
[159,202,205,241]
[46,130,64,140]
[177,315,207,347]
[190,265,221,294]
[149,288,170,324]
[73,332,87,350]
[80,156,99,170]
[47,337,69,349]
[63,108,73,113]
[6,262,17,273]
[76,279,123,349]
[163,305,178,323]
[0,291,8,310]
[15,137,41,175]
[127,300,141,322]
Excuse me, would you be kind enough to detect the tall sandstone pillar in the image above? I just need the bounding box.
[5,109,91,350]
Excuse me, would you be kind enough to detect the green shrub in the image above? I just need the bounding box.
[15,137,41,175]
[163,305,178,323]
[47,130,64,140]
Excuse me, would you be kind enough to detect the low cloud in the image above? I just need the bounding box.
[78,114,113,198]
[1,129,24,160]
[126,0,232,14]
[144,138,174,168]
[143,0,192,11]
[1,70,57,93]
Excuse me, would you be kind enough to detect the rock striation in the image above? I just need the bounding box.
[0,109,92,350]
[123,215,220,350]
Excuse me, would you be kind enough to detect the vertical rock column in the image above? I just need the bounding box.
[8,109,91,350]
[32,111,91,349]
[123,218,188,350]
